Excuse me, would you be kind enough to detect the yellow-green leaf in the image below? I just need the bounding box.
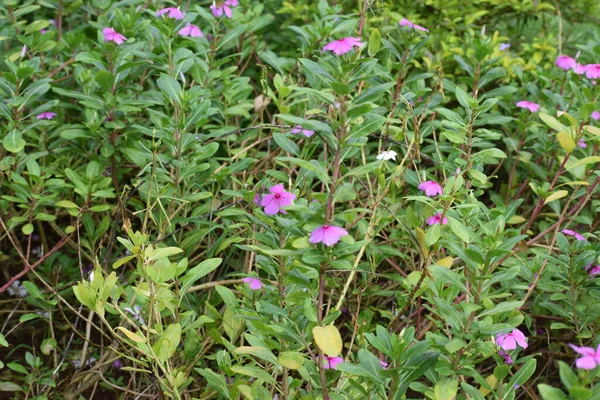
[416,227,429,258]
[312,325,343,357]
[116,327,145,343]
[278,351,305,370]
[583,125,600,136]
[544,190,568,205]
[566,156,600,170]
[434,256,454,268]
[507,215,527,224]
[557,132,575,153]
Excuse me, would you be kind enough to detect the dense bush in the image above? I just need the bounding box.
[1,0,600,399]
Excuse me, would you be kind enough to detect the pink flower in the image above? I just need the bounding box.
[585,64,600,79]
[578,139,587,148]
[496,329,528,351]
[569,344,600,369]
[516,101,540,113]
[555,55,577,71]
[178,24,203,37]
[253,193,262,206]
[379,360,388,369]
[102,28,127,45]
[587,265,600,276]
[291,125,315,138]
[418,180,443,197]
[210,4,233,18]
[574,64,586,75]
[242,277,262,290]
[561,229,585,241]
[399,18,429,32]
[310,225,348,247]
[426,212,448,226]
[322,37,364,55]
[37,111,57,120]
[224,0,239,5]
[260,184,296,215]
[592,111,600,121]
[498,350,513,365]
[156,7,184,20]
[323,356,343,370]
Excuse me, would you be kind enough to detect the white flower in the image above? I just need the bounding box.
[88,271,94,281]
[124,305,146,325]
[7,280,28,298]
[376,150,397,161]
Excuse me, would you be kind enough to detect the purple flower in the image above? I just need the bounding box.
[499,350,514,365]
[309,225,348,247]
[426,212,448,226]
[103,28,127,45]
[592,111,600,121]
[561,229,585,241]
[291,125,315,138]
[418,180,443,197]
[516,101,540,113]
[323,356,343,370]
[156,7,184,20]
[499,43,510,51]
[37,111,57,120]
[178,24,203,37]
[242,277,262,290]
[578,139,587,148]
[379,360,388,369]
[210,4,233,18]
[555,55,577,71]
[496,328,528,351]
[585,264,600,277]
[399,18,428,32]
[569,344,600,369]
[112,360,123,369]
[225,0,239,5]
[253,193,262,206]
[260,184,296,215]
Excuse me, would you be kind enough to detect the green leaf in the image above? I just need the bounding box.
[368,28,382,56]
[558,361,579,390]
[478,301,524,317]
[148,247,183,261]
[434,379,458,400]
[348,113,386,139]
[312,325,343,357]
[3,131,26,153]
[180,258,223,293]
[195,368,232,400]
[345,161,381,177]
[278,352,305,370]
[539,112,569,133]
[557,132,576,153]
[538,384,568,400]
[157,74,183,105]
[566,156,600,170]
[544,190,568,205]
[152,323,181,363]
[21,223,34,235]
[272,132,299,156]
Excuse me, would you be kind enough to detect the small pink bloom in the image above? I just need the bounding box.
[587,265,600,276]
[322,37,364,55]
[310,225,348,247]
[224,0,239,5]
[592,111,600,121]
[578,139,587,148]
[555,55,577,71]
[156,7,184,20]
[455,168,461,175]
[496,329,528,351]
[37,111,57,120]
[426,212,448,226]
[291,125,315,138]
[585,64,600,79]
[569,344,600,369]
[253,193,262,206]
[242,277,262,290]
[399,18,428,32]
[418,180,443,197]
[211,4,233,18]
[561,229,585,241]
[103,28,127,45]
[323,356,343,370]
[260,184,296,215]
[574,64,586,75]
[516,101,540,113]
[178,24,203,37]
[379,360,388,369]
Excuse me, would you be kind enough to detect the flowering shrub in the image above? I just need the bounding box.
[1,0,600,399]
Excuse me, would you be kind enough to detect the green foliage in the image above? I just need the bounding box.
[1,0,600,399]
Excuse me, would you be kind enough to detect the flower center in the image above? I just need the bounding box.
[274,193,281,199]
[323,225,330,229]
